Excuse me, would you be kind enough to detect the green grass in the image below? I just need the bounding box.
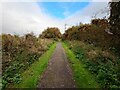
[10,43,56,88]
[62,42,100,88]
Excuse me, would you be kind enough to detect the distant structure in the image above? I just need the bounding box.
[64,24,67,31]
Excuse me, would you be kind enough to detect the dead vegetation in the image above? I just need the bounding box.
[2,33,54,88]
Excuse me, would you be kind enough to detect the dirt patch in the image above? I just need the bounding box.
[37,42,76,88]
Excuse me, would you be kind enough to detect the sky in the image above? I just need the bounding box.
[1,0,110,36]
[38,2,89,18]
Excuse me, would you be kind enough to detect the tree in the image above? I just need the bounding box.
[109,1,120,52]
[109,1,120,35]
[39,27,62,40]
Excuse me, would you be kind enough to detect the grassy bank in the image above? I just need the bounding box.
[64,40,120,88]
[8,42,56,88]
[62,42,100,88]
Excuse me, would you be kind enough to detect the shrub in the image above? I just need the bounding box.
[2,33,54,88]
[66,40,120,88]
[39,27,62,40]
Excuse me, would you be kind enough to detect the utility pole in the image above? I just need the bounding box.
[65,24,67,31]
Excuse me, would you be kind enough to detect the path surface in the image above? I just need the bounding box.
[38,42,76,88]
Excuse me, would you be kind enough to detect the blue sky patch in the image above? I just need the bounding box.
[38,2,90,19]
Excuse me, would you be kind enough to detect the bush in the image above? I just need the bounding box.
[2,33,54,88]
[66,40,120,88]
[39,27,62,40]
[62,19,115,50]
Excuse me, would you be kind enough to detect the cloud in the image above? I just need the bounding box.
[63,11,71,17]
[0,2,2,34]
[2,1,109,36]
[63,2,109,26]
[2,2,64,36]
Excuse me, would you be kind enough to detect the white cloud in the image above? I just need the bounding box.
[2,2,64,36]
[1,1,109,36]
[63,2,109,27]
[0,2,2,34]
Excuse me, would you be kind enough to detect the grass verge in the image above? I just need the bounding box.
[62,42,100,88]
[9,43,56,88]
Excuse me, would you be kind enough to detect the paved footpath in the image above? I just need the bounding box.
[37,42,76,88]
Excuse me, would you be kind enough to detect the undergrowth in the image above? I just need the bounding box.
[2,33,54,89]
[63,42,100,88]
[65,40,120,88]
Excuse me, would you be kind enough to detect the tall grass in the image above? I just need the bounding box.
[2,33,54,88]
[9,43,56,88]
